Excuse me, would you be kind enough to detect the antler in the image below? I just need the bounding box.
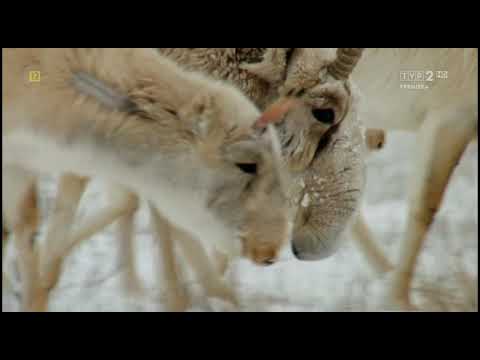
[328,48,364,80]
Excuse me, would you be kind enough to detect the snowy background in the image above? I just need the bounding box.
[2,130,478,312]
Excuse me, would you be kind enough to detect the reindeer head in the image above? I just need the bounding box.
[202,98,297,266]
[241,48,367,260]
[153,93,298,265]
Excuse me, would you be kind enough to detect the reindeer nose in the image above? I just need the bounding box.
[262,258,276,266]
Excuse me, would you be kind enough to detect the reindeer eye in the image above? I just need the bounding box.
[236,163,257,175]
[312,108,335,125]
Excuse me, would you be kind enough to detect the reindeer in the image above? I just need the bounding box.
[350,48,478,309]
[254,48,477,309]
[2,48,297,311]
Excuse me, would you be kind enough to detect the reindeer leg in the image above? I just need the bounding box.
[387,109,477,310]
[148,204,189,312]
[2,165,42,312]
[351,211,393,274]
[2,215,10,286]
[39,174,88,302]
[172,226,237,308]
[351,128,393,274]
[109,188,142,294]
[60,189,138,258]
[2,222,10,292]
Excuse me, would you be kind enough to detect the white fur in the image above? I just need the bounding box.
[3,130,241,257]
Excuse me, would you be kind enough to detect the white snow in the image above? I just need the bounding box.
[2,131,478,312]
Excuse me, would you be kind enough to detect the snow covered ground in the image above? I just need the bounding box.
[2,131,478,312]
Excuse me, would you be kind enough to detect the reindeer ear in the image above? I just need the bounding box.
[239,48,292,85]
[365,128,386,151]
[72,72,137,112]
[253,97,300,129]
[178,92,219,138]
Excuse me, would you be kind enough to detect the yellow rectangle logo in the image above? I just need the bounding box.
[28,71,41,82]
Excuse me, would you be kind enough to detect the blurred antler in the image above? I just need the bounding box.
[328,48,364,80]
